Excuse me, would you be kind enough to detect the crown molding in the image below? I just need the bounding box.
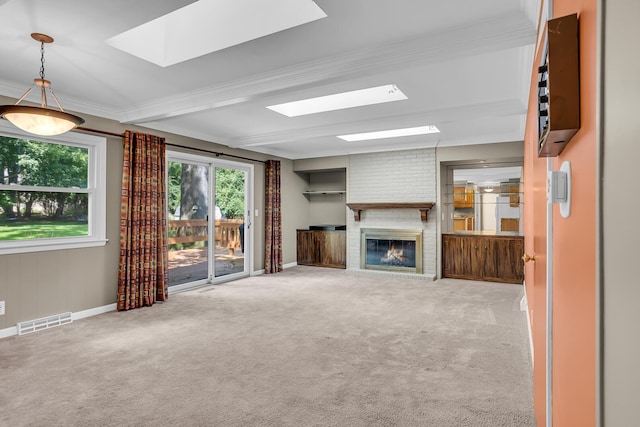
[119,11,536,124]
[256,134,523,160]
[522,0,543,26]
[517,43,536,107]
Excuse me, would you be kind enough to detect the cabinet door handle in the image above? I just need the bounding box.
[522,253,536,263]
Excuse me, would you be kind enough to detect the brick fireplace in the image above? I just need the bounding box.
[347,149,437,278]
[361,228,423,274]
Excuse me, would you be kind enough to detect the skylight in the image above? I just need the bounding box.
[266,84,407,117]
[106,0,327,67]
[338,125,440,141]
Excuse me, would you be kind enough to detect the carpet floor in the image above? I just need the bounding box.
[0,266,536,426]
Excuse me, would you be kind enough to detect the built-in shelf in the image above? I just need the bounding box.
[346,202,434,222]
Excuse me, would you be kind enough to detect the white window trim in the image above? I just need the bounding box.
[0,121,107,255]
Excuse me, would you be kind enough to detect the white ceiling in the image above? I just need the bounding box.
[455,166,523,186]
[0,0,538,159]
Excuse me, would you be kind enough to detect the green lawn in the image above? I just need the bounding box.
[0,220,88,240]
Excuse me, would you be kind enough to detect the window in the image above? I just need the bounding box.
[0,121,106,254]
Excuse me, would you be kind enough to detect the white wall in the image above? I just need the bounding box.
[347,148,437,278]
[307,171,347,226]
[0,101,273,329]
[481,193,498,230]
[495,195,520,231]
[602,0,640,423]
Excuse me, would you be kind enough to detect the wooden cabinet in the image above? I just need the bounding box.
[453,187,474,208]
[537,13,580,157]
[296,230,319,265]
[500,218,519,232]
[296,230,346,269]
[453,217,474,231]
[442,233,524,284]
[509,184,520,207]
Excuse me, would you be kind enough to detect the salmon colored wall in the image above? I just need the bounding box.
[550,0,597,425]
[524,0,597,426]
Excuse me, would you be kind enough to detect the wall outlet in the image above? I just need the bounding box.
[0,301,5,316]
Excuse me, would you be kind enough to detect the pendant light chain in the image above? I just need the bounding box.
[39,40,48,108]
[39,40,46,81]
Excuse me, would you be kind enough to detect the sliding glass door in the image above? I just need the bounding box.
[167,152,252,288]
[213,164,249,278]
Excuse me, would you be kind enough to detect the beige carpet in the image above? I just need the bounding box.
[0,266,535,426]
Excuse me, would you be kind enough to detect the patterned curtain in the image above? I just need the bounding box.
[264,160,282,273]
[117,131,168,310]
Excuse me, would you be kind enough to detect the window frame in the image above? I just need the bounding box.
[0,121,107,255]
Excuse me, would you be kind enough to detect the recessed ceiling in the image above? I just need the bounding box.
[0,0,539,159]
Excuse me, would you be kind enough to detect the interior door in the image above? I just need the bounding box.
[523,80,550,425]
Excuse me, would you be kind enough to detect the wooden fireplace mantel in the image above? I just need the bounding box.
[346,202,434,222]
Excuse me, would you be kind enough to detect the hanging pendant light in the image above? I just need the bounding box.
[0,33,84,136]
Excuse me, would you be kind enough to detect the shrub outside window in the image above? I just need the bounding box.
[0,122,106,254]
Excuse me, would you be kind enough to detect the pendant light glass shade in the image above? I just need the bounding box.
[0,33,84,136]
[0,105,84,136]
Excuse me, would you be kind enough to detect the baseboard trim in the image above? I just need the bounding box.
[252,262,297,276]
[72,303,117,321]
[0,325,18,339]
[521,281,534,365]
[0,302,117,340]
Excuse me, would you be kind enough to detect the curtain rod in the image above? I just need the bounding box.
[76,126,268,164]
[76,126,123,138]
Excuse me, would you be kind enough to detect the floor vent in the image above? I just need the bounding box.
[17,312,73,335]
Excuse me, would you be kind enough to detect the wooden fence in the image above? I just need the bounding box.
[167,219,244,249]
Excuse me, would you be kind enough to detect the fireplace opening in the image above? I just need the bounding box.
[360,228,422,274]
[366,239,416,268]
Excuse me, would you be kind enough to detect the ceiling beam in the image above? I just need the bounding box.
[119,11,536,125]
[228,99,527,148]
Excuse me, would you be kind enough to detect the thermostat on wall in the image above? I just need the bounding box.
[547,161,571,218]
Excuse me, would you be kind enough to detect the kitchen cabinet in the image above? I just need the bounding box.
[453,187,474,208]
[296,229,346,269]
[442,233,524,284]
[509,184,520,207]
[453,217,474,231]
[500,218,519,232]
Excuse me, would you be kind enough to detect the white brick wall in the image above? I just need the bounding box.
[347,149,437,278]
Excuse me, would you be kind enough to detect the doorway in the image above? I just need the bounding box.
[166,151,253,289]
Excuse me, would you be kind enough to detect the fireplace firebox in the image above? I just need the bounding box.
[360,228,423,274]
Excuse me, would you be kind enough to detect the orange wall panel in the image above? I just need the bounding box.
[524,0,597,426]
[550,0,597,426]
